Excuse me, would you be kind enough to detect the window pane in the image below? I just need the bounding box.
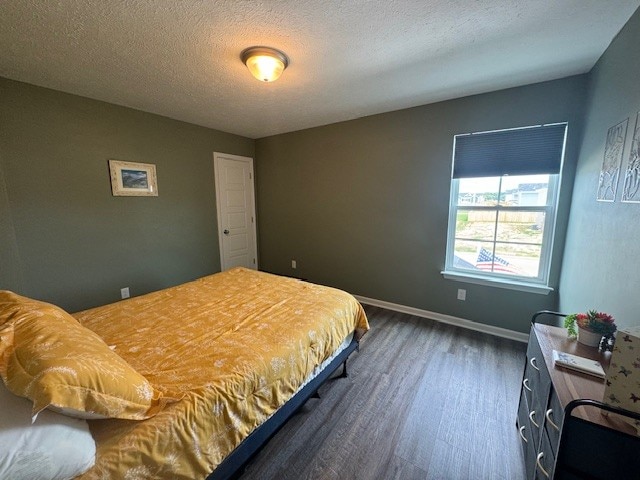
[452,240,540,277]
[500,174,550,206]
[457,177,500,205]
[452,240,542,277]
[455,209,496,242]
[496,211,545,243]
[453,240,492,271]
[494,243,541,278]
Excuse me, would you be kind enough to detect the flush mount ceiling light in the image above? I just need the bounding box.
[241,46,289,82]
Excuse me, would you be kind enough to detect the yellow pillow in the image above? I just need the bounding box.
[0,291,174,420]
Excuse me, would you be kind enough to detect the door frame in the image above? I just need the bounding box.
[213,152,258,271]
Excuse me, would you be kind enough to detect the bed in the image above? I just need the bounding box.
[0,267,369,479]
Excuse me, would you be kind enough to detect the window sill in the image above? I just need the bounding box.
[441,270,553,295]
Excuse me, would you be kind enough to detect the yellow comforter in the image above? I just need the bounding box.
[73,268,368,479]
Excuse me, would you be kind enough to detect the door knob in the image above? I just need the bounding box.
[223,229,230,235]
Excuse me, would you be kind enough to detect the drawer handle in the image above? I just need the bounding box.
[545,408,559,431]
[523,378,532,392]
[518,425,528,443]
[529,410,540,428]
[530,357,540,371]
[536,452,550,478]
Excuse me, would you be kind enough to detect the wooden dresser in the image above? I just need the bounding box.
[516,322,637,479]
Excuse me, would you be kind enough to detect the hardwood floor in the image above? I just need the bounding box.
[239,305,527,480]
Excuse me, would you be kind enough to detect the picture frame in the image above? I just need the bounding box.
[622,112,640,203]
[597,118,628,202]
[109,160,158,197]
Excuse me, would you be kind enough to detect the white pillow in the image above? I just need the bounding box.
[0,380,96,480]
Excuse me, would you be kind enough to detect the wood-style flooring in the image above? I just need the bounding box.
[239,305,527,480]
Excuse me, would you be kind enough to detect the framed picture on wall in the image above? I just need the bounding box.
[622,112,640,203]
[109,160,158,197]
[597,118,628,202]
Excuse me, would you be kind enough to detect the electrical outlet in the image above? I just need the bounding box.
[120,287,130,299]
[457,288,466,301]
[291,259,297,269]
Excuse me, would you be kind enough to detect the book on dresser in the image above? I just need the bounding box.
[552,349,606,378]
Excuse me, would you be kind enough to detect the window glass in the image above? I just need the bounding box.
[447,173,558,284]
[455,209,497,242]
[495,211,546,243]
[457,177,500,205]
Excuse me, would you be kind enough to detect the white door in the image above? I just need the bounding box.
[213,152,258,271]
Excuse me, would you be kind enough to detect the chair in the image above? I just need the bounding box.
[531,310,567,326]
[553,399,640,480]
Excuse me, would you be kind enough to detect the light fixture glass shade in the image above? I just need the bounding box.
[241,47,289,82]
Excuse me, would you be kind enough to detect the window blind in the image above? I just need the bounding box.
[452,123,567,179]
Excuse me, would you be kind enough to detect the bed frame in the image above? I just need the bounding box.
[207,338,359,480]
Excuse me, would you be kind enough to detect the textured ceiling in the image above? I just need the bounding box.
[1,1,639,139]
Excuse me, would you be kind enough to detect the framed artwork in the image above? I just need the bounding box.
[622,112,640,203]
[109,160,158,197]
[597,118,628,202]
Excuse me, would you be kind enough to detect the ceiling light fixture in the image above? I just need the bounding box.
[241,46,289,83]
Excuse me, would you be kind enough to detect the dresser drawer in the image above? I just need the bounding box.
[517,389,537,478]
[543,388,563,453]
[525,332,552,408]
[533,431,555,480]
[523,331,552,447]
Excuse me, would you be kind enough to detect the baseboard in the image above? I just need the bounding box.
[353,295,529,343]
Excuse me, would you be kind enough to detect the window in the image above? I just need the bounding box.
[443,123,567,292]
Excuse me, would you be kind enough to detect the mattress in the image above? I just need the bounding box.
[72,267,369,479]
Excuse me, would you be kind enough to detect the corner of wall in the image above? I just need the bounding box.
[0,157,24,291]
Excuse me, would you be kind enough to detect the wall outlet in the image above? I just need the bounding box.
[120,287,130,299]
[457,288,466,301]
[291,259,297,269]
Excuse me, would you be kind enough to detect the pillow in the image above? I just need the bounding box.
[0,379,96,480]
[0,290,175,420]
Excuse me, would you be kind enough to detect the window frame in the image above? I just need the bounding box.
[442,124,566,294]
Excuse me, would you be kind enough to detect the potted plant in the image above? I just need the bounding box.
[564,310,617,347]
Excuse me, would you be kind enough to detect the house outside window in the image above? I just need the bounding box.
[442,123,568,293]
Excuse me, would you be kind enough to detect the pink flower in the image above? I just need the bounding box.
[576,317,589,328]
[594,312,614,323]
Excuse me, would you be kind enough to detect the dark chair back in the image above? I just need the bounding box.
[554,399,640,480]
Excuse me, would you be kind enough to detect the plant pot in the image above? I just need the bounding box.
[578,327,602,347]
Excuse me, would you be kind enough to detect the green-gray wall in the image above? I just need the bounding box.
[12,16,640,334]
[255,77,588,333]
[0,77,253,312]
[559,8,640,328]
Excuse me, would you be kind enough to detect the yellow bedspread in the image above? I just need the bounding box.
[73,268,368,479]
